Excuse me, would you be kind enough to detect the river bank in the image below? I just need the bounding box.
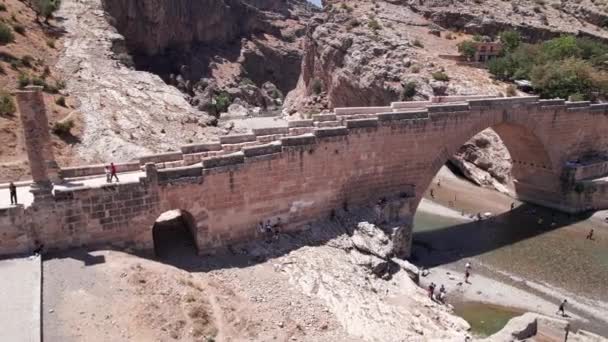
[414,167,608,337]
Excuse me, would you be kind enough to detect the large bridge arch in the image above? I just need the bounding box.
[413,115,558,211]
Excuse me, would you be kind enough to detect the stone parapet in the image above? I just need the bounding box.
[60,162,141,179]
[281,134,317,146]
[377,111,429,121]
[242,142,282,158]
[180,142,222,155]
[202,152,245,169]
[219,133,256,145]
[314,127,349,138]
[139,151,183,165]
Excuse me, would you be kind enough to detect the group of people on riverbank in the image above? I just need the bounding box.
[428,282,448,304]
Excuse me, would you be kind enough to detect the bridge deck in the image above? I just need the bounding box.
[0,171,144,209]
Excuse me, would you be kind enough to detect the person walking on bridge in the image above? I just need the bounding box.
[109,162,119,183]
[9,182,17,205]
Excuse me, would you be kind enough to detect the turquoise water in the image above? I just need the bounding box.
[453,302,523,337]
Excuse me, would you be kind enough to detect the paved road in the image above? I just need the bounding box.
[0,171,145,209]
[0,256,41,342]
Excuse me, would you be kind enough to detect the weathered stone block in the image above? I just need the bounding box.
[427,103,470,113]
[281,134,316,146]
[219,133,256,145]
[252,127,289,136]
[376,111,429,121]
[314,127,348,138]
[346,118,379,129]
[312,114,337,122]
[242,142,282,158]
[538,99,565,107]
[180,142,222,154]
[287,120,313,128]
[202,152,245,169]
[139,151,183,165]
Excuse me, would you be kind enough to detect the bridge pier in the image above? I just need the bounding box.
[14,86,61,197]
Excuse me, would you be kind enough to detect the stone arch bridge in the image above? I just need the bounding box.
[1,90,607,257]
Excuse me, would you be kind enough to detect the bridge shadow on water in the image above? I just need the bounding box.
[411,203,593,268]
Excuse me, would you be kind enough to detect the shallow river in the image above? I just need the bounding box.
[412,205,608,335]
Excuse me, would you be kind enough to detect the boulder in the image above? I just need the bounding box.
[351,222,394,260]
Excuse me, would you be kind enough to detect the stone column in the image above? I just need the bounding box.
[14,86,61,192]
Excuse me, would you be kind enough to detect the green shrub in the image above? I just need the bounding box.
[12,24,25,35]
[44,83,59,93]
[17,73,30,88]
[213,92,231,113]
[473,34,483,42]
[21,55,34,68]
[505,84,517,97]
[52,119,74,136]
[410,64,421,73]
[55,96,66,107]
[311,78,323,95]
[32,0,61,22]
[239,77,255,86]
[401,81,417,100]
[31,76,45,87]
[530,58,605,100]
[432,71,450,81]
[457,40,477,61]
[0,92,15,116]
[368,18,381,32]
[499,31,521,53]
[0,22,14,45]
[412,39,424,48]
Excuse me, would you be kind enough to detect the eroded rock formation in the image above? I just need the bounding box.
[101,0,318,118]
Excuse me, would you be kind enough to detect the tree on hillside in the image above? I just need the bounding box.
[28,0,61,23]
[457,40,477,61]
[530,57,608,100]
[499,31,521,53]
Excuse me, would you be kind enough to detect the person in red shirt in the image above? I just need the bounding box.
[110,162,119,182]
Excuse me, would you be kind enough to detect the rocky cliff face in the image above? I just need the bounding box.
[102,0,318,119]
[284,0,507,114]
[409,0,608,43]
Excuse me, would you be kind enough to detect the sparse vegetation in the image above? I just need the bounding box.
[457,40,477,61]
[46,38,55,48]
[368,17,381,32]
[239,77,255,87]
[18,73,30,88]
[55,95,66,107]
[31,0,61,22]
[0,4,7,11]
[21,55,34,68]
[506,84,517,97]
[432,71,450,82]
[12,24,25,35]
[401,81,417,101]
[0,22,15,45]
[213,92,231,113]
[52,119,74,136]
[412,38,424,48]
[311,78,323,95]
[0,91,16,116]
[410,64,421,73]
